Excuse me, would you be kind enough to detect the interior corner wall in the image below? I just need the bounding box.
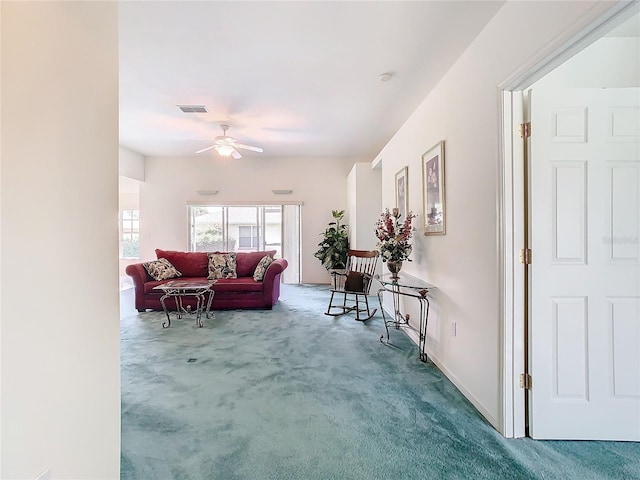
[119,145,145,181]
[347,163,381,251]
[374,0,617,430]
[1,3,120,479]
[140,155,359,284]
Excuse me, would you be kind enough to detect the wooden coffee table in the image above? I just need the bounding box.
[152,279,216,328]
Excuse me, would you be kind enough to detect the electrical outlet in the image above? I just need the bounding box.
[450,321,457,337]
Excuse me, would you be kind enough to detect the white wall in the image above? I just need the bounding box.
[119,145,145,181]
[373,0,619,430]
[347,163,382,251]
[1,2,120,479]
[0,4,4,474]
[536,36,640,88]
[120,191,140,211]
[140,155,359,283]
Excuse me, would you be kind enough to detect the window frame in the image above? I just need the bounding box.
[120,209,140,259]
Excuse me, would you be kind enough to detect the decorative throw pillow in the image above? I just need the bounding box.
[253,255,274,281]
[207,252,237,279]
[142,258,182,281]
[344,271,365,292]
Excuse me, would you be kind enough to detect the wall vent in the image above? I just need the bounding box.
[177,105,208,113]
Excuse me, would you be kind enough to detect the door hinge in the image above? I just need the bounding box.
[519,373,532,390]
[519,248,532,264]
[519,122,531,138]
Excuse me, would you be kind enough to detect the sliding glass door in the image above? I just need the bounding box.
[188,204,300,283]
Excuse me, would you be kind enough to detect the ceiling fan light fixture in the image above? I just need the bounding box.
[216,145,235,157]
[196,124,262,157]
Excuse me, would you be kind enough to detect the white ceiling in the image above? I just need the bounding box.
[119,1,505,159]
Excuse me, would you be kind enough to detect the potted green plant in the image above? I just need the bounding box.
[314,210,350,272]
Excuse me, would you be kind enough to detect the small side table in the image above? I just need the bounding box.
[376,273,435,362]
[152,279,216,328]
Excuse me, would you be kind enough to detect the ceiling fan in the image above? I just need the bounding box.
[195,124,263,159]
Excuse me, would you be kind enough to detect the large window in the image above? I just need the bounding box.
[121,209,140,259]
[238,225,259,249]
[188,204,301,283]
[189,205,277,254]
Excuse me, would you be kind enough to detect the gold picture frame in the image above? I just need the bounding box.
[422,141,445,235]
[395,166,409,219]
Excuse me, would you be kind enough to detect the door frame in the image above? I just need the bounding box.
[497,1,639,438]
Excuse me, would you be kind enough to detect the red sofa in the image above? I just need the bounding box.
[125,249,288,312]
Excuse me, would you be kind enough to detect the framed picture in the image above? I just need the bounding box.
[422,141,445,235]
[395,166,409,219]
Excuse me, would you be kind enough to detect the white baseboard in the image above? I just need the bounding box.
[427,353,501,433]
[382,305,501,433]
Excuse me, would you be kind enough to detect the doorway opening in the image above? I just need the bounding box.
[499,3,639,439]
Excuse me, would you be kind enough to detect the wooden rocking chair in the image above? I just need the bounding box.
[325,249,379,322]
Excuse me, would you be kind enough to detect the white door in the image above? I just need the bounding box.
[530,86,640,440]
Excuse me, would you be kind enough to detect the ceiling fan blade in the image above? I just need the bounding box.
[235,143,263,153]
[231,149,242,159]
[195,145,216,154]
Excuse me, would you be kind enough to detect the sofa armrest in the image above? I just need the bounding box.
[125,263,150,312]
[125,263,148,286]
[261,258,288,305]
[263,258,287,281]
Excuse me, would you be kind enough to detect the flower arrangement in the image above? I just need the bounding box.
[375,208,416,263]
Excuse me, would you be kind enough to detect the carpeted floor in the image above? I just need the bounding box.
[121,284,640,480]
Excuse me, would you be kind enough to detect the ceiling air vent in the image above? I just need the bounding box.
[177,105,208,113]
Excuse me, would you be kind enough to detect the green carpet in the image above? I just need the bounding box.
[121,284,639,480]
